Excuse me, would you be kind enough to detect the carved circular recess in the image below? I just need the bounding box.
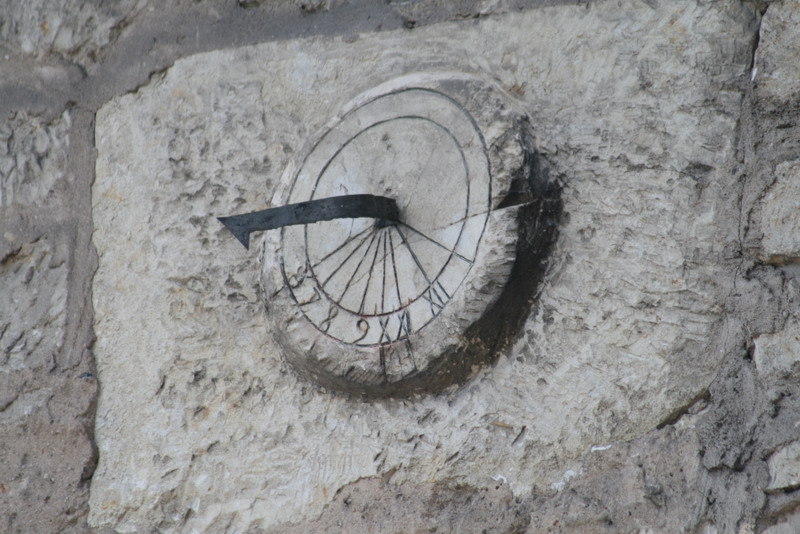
[261,73,561,397]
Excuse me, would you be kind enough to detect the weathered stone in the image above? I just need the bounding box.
[263,477,530,534]
[0,405,96,534]
[524,425,705,533]
[0,111,71,208]
[754,317,800,381]
[0,0,144,68]
[89,2,755,531]
[754,160,800,264]
[0,229,97,533]
[0,235,68,373]
[755,0,800,103]
[260,74,553,396]
[766,440,800,492]
[762,508,800,534]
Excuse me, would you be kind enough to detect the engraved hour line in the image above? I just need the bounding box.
[378,315,392,344]
[379,346,387,379]
[277,225,367,298]
[320,227,376,289]
[402,339,418,371]
[393,225,433,284]
[296,210,480,298]
[395,225,453,319]
[424,281,449,314]
[337,229,380,303]
[433,207,495,228]
[381,228,388,315]
[311,224,373,270]
[357,229,384,315]
[397,309,411,341]
[388,228,403,306]
[399,222,474,265]
[328,227,396,293]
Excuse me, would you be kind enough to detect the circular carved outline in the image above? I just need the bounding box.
[260,73,561,397]
[302,116,470,321]
[279,87,492,348]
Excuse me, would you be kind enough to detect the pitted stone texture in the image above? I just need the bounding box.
[763,508,800,534]
[0,0,144,68]
[754,160,800,264]
[525,424,704,533]
[263,477,530,534]
[89,2,755,532]
[766,440,800,492]
[0,235,68,375]
[0,111,71,208]
[754,317,800,381]
[0,231,96,534]
[755,0,800,102]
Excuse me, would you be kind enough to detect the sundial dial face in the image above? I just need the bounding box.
[280,88,491,348]
[221,73,560,397]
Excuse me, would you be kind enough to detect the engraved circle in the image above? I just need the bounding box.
[279,88,492,347]
[305,117,468,317]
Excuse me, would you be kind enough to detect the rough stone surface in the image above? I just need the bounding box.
[754,316,800,381]
[766,440,800,493]
[4,0,800,533]
[0,228,98,533]
[754,0,800,103]
[525,418,705,533]
[0,0,144,69]
[261,476,531,534]
[1,236,67,373]
[753,159,800,264]
[746,1,800,264]
[89,2,754,532]
[0,111,71,208]
[0,7,100,529]
[762,508,800,534]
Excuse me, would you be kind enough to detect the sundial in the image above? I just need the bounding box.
[219,73,560,397]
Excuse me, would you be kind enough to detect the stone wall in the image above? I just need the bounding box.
[1,1,799,533]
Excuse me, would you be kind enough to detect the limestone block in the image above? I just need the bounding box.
[754,317,800,381]
[525,426,704,533]
[0,231,92,533]
[262,477,529,534]
[756,160,800,264]
[0,235,68,376]
[755,0,800,102]
[0,111,70,208]
[0,0,143,67]
[762,508,800,534]
[89,1,755,532]
[766,440,800,492]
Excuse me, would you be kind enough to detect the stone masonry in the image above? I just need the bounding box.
[2,1,800,533]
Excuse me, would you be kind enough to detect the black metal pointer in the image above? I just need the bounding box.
[218,194,401,249]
